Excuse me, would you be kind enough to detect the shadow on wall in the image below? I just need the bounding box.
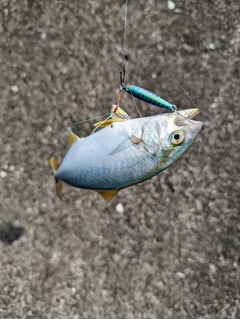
[0,222,24,245]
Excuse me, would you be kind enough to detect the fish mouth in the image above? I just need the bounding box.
[174,108,203,133]
[176,108,200,119]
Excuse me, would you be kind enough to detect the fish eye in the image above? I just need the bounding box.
[171,130,184,145]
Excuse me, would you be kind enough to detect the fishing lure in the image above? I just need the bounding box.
[121,84,177,111]
[118,63,177,111]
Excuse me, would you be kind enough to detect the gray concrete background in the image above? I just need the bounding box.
[0,0,240,318]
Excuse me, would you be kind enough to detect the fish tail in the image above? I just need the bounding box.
[50,157,62,199]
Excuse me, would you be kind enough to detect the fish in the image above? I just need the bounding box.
[50,106,203,202]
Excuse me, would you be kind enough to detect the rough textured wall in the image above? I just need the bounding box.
[0,0,240,318]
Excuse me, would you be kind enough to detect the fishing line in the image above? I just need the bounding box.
[123,0,129,65]
[122,2,198,113]
[130,92,143,119]
[179,84,198,109]
[119,1,181,118]
[75,1,130,131]
[119,0,145,119]
[118,0,128,88]
[74,113,111,126]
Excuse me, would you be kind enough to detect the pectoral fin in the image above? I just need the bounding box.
[108,138,131,155]
[96,189,119,202]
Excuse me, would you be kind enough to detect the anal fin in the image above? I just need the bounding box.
[96,189,119,202]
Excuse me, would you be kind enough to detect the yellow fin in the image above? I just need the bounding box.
[50,157,59,171]
[93,105,131,128]
[50,158,62,199]
[96,189,119,202]
[67,131,80,151]
[56,180,62,199]
[94,118,124,128]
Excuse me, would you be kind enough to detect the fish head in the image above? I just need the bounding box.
[172,108,203,145]
[142,108,203,167]
[165,108,203,164]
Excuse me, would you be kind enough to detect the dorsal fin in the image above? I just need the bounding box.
[67,132,80,151]
[94,105,131,128]
[95,189,119,202]
[94,118,124,128]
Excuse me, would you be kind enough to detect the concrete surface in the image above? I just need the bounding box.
[0,0,240,318]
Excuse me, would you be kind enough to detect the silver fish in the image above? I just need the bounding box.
[50,106,202,201]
